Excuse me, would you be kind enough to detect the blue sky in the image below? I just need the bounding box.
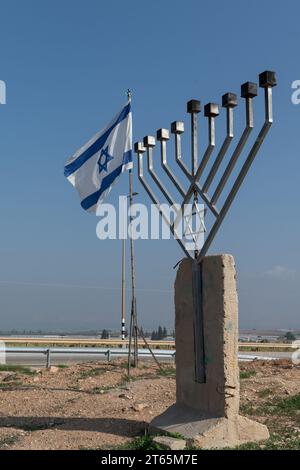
[0,0,299,331]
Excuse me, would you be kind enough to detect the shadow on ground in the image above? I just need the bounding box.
[0,416,146,436]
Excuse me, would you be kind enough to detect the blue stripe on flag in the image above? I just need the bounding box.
[123,149,132,166]
[64,103,131,178]
[80,150,132,211]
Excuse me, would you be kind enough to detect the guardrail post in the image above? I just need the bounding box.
[107,349,111,362]
[46,348,51,369]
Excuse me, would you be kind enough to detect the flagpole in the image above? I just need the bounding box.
[127,89,139,373]
[125,91,162,375]
[121,216,126,341]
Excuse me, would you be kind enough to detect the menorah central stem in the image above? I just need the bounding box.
[187,100,201,177]
[192,258,206,383]
[191,112,198,177]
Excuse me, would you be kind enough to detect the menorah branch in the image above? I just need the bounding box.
[194,103,219,181]
[211,85,256,206]
[143,136,176,207]
[187,100,201,177]
[202,95,236,193]
[172,121,192,181]
[157,128,185,198]
[135,142,190,258]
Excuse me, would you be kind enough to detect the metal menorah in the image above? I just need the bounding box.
[135,70,276,260]
[134,70,276,382]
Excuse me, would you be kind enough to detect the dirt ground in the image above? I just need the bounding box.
[0,359,299,450]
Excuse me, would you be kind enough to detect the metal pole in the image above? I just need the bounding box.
[127,298,133,376]
[126,89,138,371]
[138,326,162,370]
[192,261,206,383]
[186,99,206,382]
[46,349,51,369]
[121,208,126,341]
[187,100,201,258]
[191,113,198,177]
[129,169,138,367]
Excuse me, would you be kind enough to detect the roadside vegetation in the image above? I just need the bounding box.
[0,364,34,375]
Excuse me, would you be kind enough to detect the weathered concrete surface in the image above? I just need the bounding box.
[150,255,269,448]
[152,435,186,450]
[175,255,239,417]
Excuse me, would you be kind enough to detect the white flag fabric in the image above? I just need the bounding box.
[64,101,132,213]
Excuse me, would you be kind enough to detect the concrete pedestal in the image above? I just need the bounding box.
[150,255,269,449]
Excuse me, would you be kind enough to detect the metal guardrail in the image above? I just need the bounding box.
[0,346,286,368]
[0,347,176,368]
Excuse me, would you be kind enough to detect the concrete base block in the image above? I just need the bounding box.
[149,255,269,449]
[150,404,269,449]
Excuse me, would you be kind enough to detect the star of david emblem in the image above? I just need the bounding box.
[183,202,206,251]
[97,146,114,174]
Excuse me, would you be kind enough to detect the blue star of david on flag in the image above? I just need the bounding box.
[97,146,114,174]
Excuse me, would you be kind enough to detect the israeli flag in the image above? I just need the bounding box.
[64,101,132,213]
